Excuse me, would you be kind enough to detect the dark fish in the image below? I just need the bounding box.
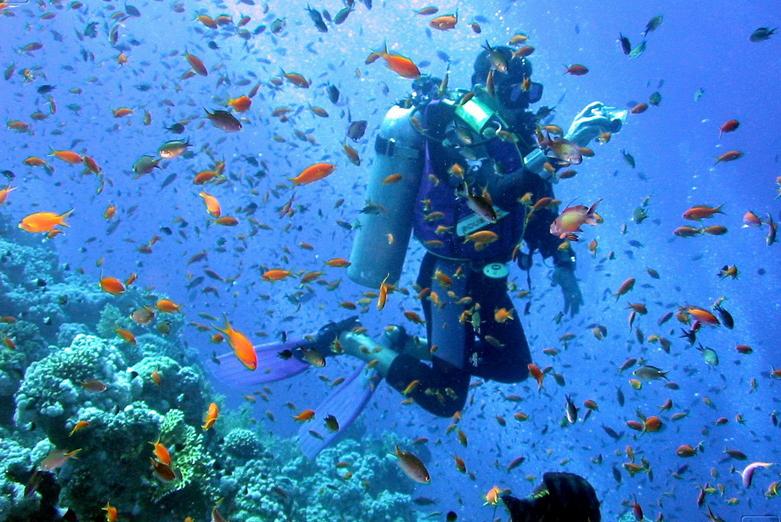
[186,276,205,289]
[37,84,55,94]
[125,3,141,17]
[642,15,663,37]
[84,22,98,38]
[204,269,224,281]
[334,6,353,24]
[346,120,367,141]
[603,425,622,441]
[535,105,556,120]
[648,91,662,106]
[3,63,15,81]
[305,5,328,33]
[713,304,734,329]
[616,387,625,406]
[166,123,186,134]
[326,84,340,104]
[204,108,242,132]
[161,173,177,189]
[621,149,636,168]
[749,27,776,42]
[629,40,646,59]
[618,33,631,54]
[323,414,339,432]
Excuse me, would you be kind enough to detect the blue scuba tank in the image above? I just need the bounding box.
[347,105,424,288]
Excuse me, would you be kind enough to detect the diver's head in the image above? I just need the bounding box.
[471,45,542,111]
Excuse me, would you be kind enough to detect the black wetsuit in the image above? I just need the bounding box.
[385,101,569,417]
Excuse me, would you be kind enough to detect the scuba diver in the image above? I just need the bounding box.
[501,471,601,522]
[212,44,627,458]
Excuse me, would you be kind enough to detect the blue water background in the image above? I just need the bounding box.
[1,0,780,520]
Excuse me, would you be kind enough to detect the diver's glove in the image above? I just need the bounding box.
[552,265,583,317]
[565,101,627,147]
[501,472,601,522]
[306,315,361,356]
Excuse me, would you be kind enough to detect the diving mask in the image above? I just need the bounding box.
[453,89,508,138]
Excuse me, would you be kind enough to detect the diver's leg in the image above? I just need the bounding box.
[340,340,468,417]
[468,273,531,383]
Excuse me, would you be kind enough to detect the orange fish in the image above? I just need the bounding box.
[643,416,663,433]
[293,409,316,422]
[614,277,636,301]
[40,448,82,471]
[199,191,221,217]
[377,273,391,311]
[214,216,238,226]
[82,379,108,392]
[484,485,503,506]
[156,299,181,313]
[430,11,458,30]
[194,170,220,185]
[373,43,421,79]
[325,258,351,268]
[714,150,742,165]
[49,149,83,164]
[215,317,258,370]
[404,310,425,324]
[742,210,762,227]
[196,14,218,28]
[0,186,16,205]
[290,162,336,185]
[527,363,544,390]
[185,52,208,76]
[102,502,118,522]
[494,308,514,323]
[564,64,589,75]
[227,95,252,112]
[550,200,601,240]
[68,420,91,437]
[202,402,219,430]
[112,107,133,118]
[383,173,402,184]
[685,306,720,326]
[99,276,126,295]
[280,69,310,88]
[103,204,117,220]
[18,210,73,233]
[262,269,292,281]
[149,439,172,466]
[24,156,48,167]
[719,119,739,138]
[682,204,724,221]
[115,328,137,345]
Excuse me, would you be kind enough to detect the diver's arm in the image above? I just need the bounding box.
[565,101,628,147]
[522,177,582,316]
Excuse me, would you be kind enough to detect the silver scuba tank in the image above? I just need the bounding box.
[347,105,424,288]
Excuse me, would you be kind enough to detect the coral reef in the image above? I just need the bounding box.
[219,435,423,522]
[1,228,425,521]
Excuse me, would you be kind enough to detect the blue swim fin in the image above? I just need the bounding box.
[297,363,382,459]
[209,316,361,386]
[212,339,310,386]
